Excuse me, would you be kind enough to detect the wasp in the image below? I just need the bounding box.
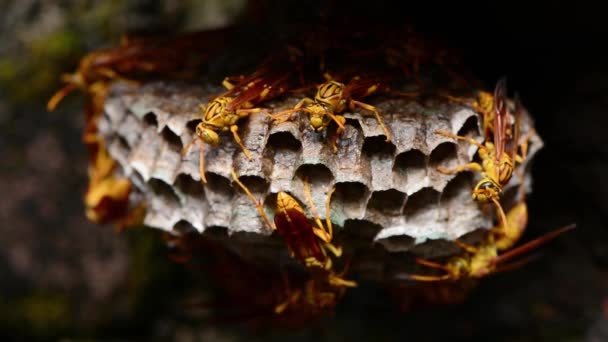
[271,72,400,151]
[438,78,528,141]
[47,27,232,112]
[435,79,535,228]
[397,217,576,282]
[230,169,356,290]
[182,49,303,184]
[274,266,351,316]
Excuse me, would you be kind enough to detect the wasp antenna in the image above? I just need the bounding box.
[495,224,576,265]
[394,273,450,282]
[493,252,541,274]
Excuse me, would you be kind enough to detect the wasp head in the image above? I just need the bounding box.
[195,123,219,146]
[472,178,501,203]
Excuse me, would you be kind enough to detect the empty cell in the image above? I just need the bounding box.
[148,178,181,205]
[362,135,396,156]
[267,131,302,151]
[232,174,269,195]
[392,149,427,192]
[207,172,235,197]
[161,126,183,152]
[429,142,458,168]
[394,149,427,173]
[174,173,205,198]
[295,163,334,185]
[441,172,474,202]
[185,119,201,135]
[403,187,441,217]
[332,181,370,222]
[367,189,407,215]
[343,219,384,241]
[173,220,198,235]
[377,234,415,253]
[143,112,158,128]
[456,114,480,137]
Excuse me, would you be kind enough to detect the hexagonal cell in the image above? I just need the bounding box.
[429,142,458,169]
[161,126,183,152]
[267,131,302,151]
[143,112,158,128]
[148,178,180,205]
[403,187,441,219]
[174,173,205,198]
[393,149,428,194]
[367,189,407,215]
[457,113,480,137]
[332,181,370,224]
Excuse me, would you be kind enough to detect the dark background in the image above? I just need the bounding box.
[1,0,606,340]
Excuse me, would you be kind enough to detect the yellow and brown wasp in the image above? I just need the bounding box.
[435,79,534,228]
[230,168,356,310]
[47,27,233,112]
[397,211,575,282]
[271,71,399,151]
[182,48,303,183]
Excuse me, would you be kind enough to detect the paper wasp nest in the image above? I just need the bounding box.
[98,81,542,280]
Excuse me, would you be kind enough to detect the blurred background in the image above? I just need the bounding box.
[1,0,606,340]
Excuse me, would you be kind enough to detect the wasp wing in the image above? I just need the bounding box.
[493,77,508,161]
[273,208,324,263]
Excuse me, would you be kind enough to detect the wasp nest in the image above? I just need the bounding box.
[98,81,542,280]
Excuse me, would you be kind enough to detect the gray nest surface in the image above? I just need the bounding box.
[98,81,543,279]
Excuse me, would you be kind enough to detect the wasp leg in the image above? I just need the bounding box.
[327,257,356,288]
[454,240,478,254]
[436,162,483,175]
[515,128,536,163]
[230,169,275,231]
[435,130,486,149]
[275,271,302,314]
[198,140,207,184]
[328,114,346,153]
[229,125,252,159]
[303,176,332,243]
[351,100,391,143]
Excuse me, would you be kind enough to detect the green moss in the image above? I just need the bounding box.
[0,58,17,82]
[0,291,73,340]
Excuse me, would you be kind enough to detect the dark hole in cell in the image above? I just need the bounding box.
[345,117,362,130]
[148,178,180,204]
[268,131,302,151]
[394,149,427,172]
[205,172,233,198]
[233,175,269,195]
[295,163,333,185]
[362,135,396,156]
[173,220,198,235]
[393,149,427,186]
[143,112,158,127]
[441,172,474,202]
[383,234,415,251]
[116,136,130,151]
[429,142,458,168]
[186,119,201,134]
[161,126,183,152]
[174,173,204,198]
[343,219,383,241]
[368,189,407,215]
[457,114,480,137]
[403,187,441,217]
[203,225,230,239]
[333,181,369,207]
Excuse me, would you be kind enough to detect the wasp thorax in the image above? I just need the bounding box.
[204,97,231,120]
[316,81,344,107]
